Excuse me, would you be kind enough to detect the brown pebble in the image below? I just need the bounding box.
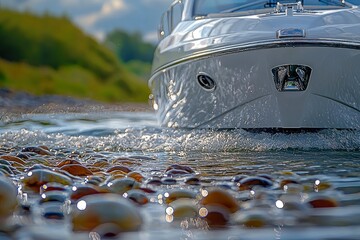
[57,159,81,168]
[165,189,197,204]
[40,182,68,194]
[22,169,73,192]
[106,165,131,174]
[126,172,144,183]
[238,177,273,191]
[280,179,300,190]
[200,188,239,213]
[60,164,93,177]
[107,178,140,194]
[70,185,102,201]
[125,190,149,205]
[307,196,338,208]
[22,146,51,156]
[185,176,201,185]
[166,199,198,221]
[92,160,110,168]
[0,155,26,165]
[72,194,142,232]
[199,204,230,227]
[166,164,194,174]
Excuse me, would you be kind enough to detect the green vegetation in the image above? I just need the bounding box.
[0,8,150,102]
[104,30,155,80]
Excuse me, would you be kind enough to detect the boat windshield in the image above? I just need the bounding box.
[193,0,359,17]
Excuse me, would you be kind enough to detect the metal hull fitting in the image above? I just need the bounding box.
[150,43,360,129]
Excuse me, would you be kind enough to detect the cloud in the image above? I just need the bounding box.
[75,0,127,24]
[0,0,169,43]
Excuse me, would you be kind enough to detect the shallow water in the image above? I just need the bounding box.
[1,111,360,239]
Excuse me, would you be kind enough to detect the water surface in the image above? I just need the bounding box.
[1,111,360,239]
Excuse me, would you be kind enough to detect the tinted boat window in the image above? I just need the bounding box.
[193,0,360,16]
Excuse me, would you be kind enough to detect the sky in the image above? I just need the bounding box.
[0,0,171,43]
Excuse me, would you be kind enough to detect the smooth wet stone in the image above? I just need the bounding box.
[166,164,194,174]
[165,169,191,177]
[314,181,333,192]
[185,176,201,185]
[22,146,52,156]
[0,164,14,175]
[72,194,142,232]
[84,176,104,185]
[92,160,110,168]
[106,165,131,174]
[108,170,126,178]
[22,169,73,192]
[39,190,68,204]
[0,176,18,220]
[126,172,144,182]
[27,157,50,166]
[41,202,65,220]
[161,177,177,185]
[280,179,300,190]
[111,157,142,166]
[199,204,230,228]
[106,178,140,194]
[56,159,81,168]
[278,197,310,212]
[238,177,273,191]
[166,199,198,221]
[0,160,11,166]
[234,210,271,228]
[200,188,239,213]
[0,155,26,165]
[231,175,248,183]
[70,185,102,201]
[60,164,93,177]
[164,189,197,204]
[16,153,31,160]
[25,164,52,172]
[40,182,68,194]
[125,189,149,205]
[91,223,123,238]
[283,183,304,194]
[145,177,162,186]
[257,174,274,181]
[306,195,339,208]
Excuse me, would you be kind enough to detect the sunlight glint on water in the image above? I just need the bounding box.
[1,112,360,239]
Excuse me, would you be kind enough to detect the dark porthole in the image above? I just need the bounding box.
[197,73,216,91]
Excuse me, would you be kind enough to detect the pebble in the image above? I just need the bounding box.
[306,195,339,208]
[72,194,142,232]
[22,146,52,156]
[200,188,239,213]
[60,164,93,176]
[22,169,73,192]
[125,189,149,205]
[199,204,230,227]
[70,185,102,201]
[166,199,198,221]
[0,176,18,220]
[106,178,140,194]
[238,177,273,191]
[164,189,197,204]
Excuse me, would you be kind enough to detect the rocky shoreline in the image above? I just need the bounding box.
[0,88,153,115]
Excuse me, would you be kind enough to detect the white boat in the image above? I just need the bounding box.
[149,0,360,130]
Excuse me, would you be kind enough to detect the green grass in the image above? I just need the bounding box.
[0,8,150,102]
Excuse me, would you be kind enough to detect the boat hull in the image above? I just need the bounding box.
[150,43,360,129]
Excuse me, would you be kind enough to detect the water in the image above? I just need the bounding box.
[1,111,360,239]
